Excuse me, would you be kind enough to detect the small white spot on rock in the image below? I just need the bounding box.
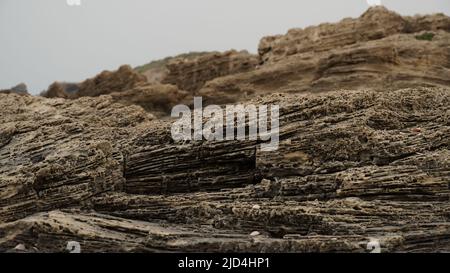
[14,244,26,251]
[250,231,260,237]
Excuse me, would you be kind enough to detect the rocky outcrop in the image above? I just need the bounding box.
[195,7,450,105]
[0,83,29,95]
[41,65,148,99]
[125,87,450,197]
[258,6,449,64]
[0,86,449,252]
[199,31,450,104]
[40,66,190,116]
[39,7,450,112]
[136,52,209,84]
[1,7,449,253]
[405,13,450,33]
[109,84,191,117]
[0,210,380,253]
[161,50,259,94]
[0,93,154,223]
[76,64,146,96]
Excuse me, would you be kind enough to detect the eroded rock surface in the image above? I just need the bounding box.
[38,7,450,114]
[40,66,190,116]
[258,7,449,64]
[0,94,154,223]
[41,65,148,99]
[0,87,449,252]
[201,32,450,104]
[1,6,449,253]
[161,50,259,94]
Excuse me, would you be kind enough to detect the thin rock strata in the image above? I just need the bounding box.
[161,50,259,94]
[0,86,449,253]
[0,6,449,253]
[198,7,450,104]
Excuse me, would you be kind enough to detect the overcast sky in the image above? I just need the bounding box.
[1,0,449,94]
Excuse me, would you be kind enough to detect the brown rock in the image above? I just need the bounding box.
[258,6,446,64]
[199,31,450,104]
[1,87,448,252]
[41,65,148,99]
[109,84,191,117]
[1,7,449,253]
[162,50,259,94]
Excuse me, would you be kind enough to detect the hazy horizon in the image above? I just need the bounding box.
[1,0,449,94]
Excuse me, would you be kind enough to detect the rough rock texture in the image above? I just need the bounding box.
[258,7,449,64]
[161,50,259,94]
[41,65,148,99]
[0,93,154,223]
[37,8,450,114]
[200,32,450,104]
[108,84,191,117]
[40,66,190,116]
[136,52,209,84]
[1,7,449,253]
[0,86,449,253]
[197,7,450,104]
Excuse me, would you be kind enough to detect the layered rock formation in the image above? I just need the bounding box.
[161,50,259,93]
[0,93,155,223]
[108,84,191,117]
[1,86,449,252]
[136,52,209,84]
[39,7,450,114]
[40,65,188,116]
[41,65,148,99]
[258,7,450,64]
[0,6,449,253]
[198,7,450,104]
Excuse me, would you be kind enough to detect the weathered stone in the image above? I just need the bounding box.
[0,93,154,223]
[162,50,258,94]
[41,65,148,99]
[199,32,450,104]
[0,7,449,253]
[258,6,448,64]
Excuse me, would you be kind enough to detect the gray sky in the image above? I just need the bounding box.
[1,0,449,94]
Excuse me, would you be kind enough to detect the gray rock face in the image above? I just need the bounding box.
[10,83,28,94]
[0,83,28,95]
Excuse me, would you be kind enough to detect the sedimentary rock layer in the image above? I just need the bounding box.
[258,6,450,64]
[41,65,148,99]
[161,50,259,94]
[1,86,448,252]
[199,31,450,104]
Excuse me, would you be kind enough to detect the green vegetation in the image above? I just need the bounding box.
[415,32,435,41]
